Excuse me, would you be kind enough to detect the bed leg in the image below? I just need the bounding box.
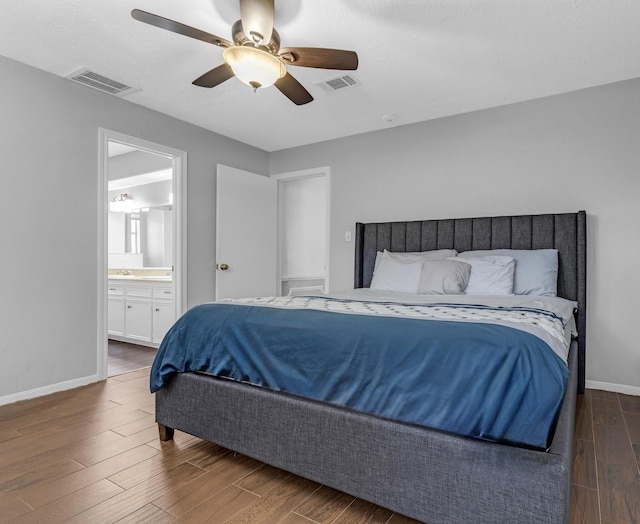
[158,423,174,442]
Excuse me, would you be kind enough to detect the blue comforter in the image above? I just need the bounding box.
[150,301,568,449]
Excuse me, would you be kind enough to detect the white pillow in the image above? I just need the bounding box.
[455,255,515,295]
[458,249,558,296]
[418,259,471,295]
[370,253,423,293]
[374,249,457,271]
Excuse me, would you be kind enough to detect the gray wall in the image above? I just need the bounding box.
[270,78,640,391]
[0,55,267,399]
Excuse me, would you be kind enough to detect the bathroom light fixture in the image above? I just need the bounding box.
[222,46,286,91]
[110,193,135,213]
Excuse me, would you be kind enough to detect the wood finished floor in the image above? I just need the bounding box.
[108,340,157,377]
[571,389,640,524]
[0,374,638,524]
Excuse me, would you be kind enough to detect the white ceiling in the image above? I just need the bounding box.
[108,169,173,191]
[108,142,140,157]
[1,0,639,152]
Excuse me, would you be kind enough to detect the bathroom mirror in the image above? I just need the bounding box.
[107,143,173,269]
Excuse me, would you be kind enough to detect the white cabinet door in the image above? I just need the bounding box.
[125,298,152,342]
[216,165,278,300]
[108,280,174,347]
[152,302,174,344]
[107,297,125,336]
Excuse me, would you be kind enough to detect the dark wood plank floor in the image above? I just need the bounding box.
[0,373,638,523]
[571,389,640,524]
[108,340,157,377]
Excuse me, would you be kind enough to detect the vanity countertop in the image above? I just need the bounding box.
[108,275,172,282]
[108,266,173,282]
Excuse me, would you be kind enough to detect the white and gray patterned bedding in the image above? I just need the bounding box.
[228,289,577,363]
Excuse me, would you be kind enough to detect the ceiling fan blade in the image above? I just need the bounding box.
[275,73,313,106]
[278,47,358,70]
[131,9,232,48]
[239,0,274,45]
[192,64,235,88]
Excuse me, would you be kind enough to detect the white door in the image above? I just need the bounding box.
[216,165,278,300]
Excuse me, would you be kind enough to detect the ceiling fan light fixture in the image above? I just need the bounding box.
[223,46,285,90]
[131,7,357,105]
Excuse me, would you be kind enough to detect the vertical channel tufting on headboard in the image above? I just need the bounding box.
[354,211,587,392]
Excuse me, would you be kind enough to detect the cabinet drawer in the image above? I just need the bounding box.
[153,284,173,300]
[125,283,153,298]
[107,282,124,296]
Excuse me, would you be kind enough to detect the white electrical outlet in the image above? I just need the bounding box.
[345,231,352,242]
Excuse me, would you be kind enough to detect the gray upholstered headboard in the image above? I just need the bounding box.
[354,211,587,393]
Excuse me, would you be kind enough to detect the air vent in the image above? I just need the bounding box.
[314,74,360,92]
[66,68,140,97]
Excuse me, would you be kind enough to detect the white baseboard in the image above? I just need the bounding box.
[0,374,101,406]
[585,380,640,397]
[2,376,636,407]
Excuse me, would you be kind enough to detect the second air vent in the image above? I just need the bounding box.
[314,74,360,92]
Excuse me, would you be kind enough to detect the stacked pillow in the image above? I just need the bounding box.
[418,259,472,295]
[369,248,558,296]
[371,249,468,295]
[457,249,558,296]
[454,255,514,295]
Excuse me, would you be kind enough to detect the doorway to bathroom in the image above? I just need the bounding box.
[98,129,186,379]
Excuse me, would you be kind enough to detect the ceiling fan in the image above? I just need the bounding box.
[131,0,359,105]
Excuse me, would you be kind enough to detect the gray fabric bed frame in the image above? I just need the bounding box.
[156,211,586,523]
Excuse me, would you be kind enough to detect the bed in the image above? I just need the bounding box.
[154,211,586,524]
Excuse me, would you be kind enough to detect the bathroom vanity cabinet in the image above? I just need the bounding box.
[108,279,174,347]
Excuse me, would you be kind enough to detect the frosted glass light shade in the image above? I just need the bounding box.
[223,46,286,90]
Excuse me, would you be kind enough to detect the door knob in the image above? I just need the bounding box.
[219,263,229,270]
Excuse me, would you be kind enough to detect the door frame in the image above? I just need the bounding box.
[97,128,187,380]
[271,166,331,295]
